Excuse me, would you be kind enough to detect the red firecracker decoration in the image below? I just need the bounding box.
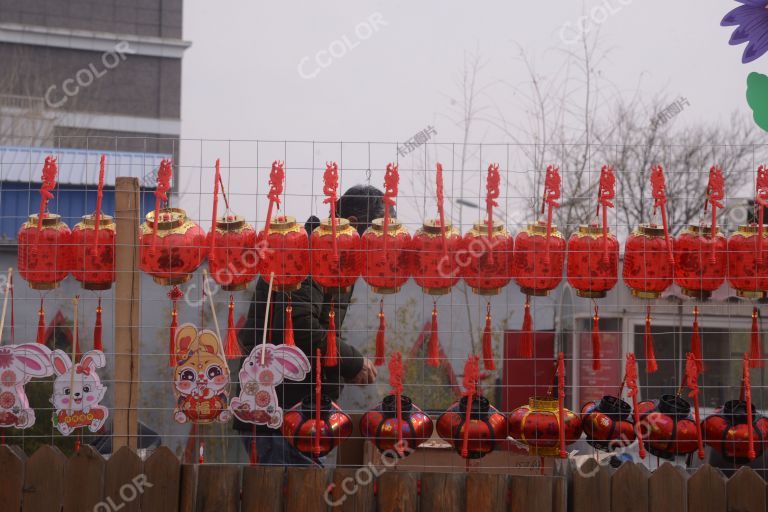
[508,353,581,457]
[636,394,700,459]
[71,155,115,290]
[207,159,258,291]
[282,349,353,458]
[139,160,205,285]
[17,156,72,290]
[684,352,706,460]
[581,395,636,451]
[310,162,362,293]
[360,352,433,457]
[728,166,768,298]
[674,168,726,299]
[436,355,507,459]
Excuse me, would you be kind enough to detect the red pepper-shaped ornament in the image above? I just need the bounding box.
[311,162,362,294]
[581,395,636,451]
[71,155,115,290]
[436,355,507,459]
[727,166,768,298]
[17,156,72,289]
[139,160,206,285]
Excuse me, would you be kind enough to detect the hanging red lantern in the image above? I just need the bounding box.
[673,167,726,299]
[513,165,564,358]
[207,160,257,291]
[282,349,353,458]
[310,162,362,293]
[728,166,768,298]
[139,160,206,285]
[508,353,581,457]
[436,355,507,459]
[17,156,72,290]
[412,163,461,367]
[580,396,636,451]
[71,155,115,290]
[360,352,433,456]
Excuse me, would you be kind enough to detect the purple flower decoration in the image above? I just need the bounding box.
[722,0,768,63]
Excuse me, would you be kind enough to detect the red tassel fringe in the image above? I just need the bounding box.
[284,299,295,346]
[744,354,757,460]
[169,302,178,367]
[482,303,495,370]
[325,305,338,367]
[750,308,763,368]
[592,306,601,371]
[557,352,567,458]
[691,306,703,372]
[36,298,45,344]
[93,298,103,352]
[520,296,533,358]
[225,295,242,359]
[427,302,440,367]
[644,305,658,373]
[375,299,386,366]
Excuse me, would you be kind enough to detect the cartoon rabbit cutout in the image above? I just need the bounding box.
[173,323,231,424]
[0,343,54,429]
[50,349,108,436]
[231,344,310,428]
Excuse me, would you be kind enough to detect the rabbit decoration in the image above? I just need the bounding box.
[231,344,310,428]
[0,343,54,429]
[50,349,108,436]
[172,323,231,424]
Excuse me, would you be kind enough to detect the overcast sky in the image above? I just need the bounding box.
[177,0,762,227]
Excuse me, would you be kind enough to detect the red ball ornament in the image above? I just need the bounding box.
[580,396,636,451]
[18,213,72,290]
[623,224,674,298]
[567,225,619,298]
[636,395,700,459]
[673,225,726,300]
[282,395,353,458]
[208,215,257,291]
[139,207,206,285]
[508,396,582,456]
[71,214,116,290]
[703,400,768,463]
[436,395,508,459]
[360,394,433,456]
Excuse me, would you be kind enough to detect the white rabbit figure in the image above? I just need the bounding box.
[50,349,108,436]
[231,344,310,428]
[0,343,54,429]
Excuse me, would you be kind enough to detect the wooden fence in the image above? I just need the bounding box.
[2,444,767,511]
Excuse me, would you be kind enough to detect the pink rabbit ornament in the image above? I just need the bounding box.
[231,344,310,428]
[50,349,108,436]
[0,343,54,429]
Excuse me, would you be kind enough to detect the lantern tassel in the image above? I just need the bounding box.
[427,301,440,367]
[520,296,534,358]
[314,348,322,458]
[644,305,658,373]
[168,286,183,367]
[9,273,14,343]
[210,159,221,257]
[36,297,45,344]
[93,297,103,352]
[225,295,242,359]
[389,352,404,455]
[284,297,295,347]
[744,353,757,460]
[685,352,705,460]
[557,352,567,459]
[691,306,703,372]
[592,306,601,371]
[375,299,386,366]
[625,353,646,459]
[750,307,763,368]
[461,355,480,459]
[325,304,338,367]
[482,302,495,370]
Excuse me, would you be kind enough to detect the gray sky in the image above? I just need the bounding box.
[177,0,761,227]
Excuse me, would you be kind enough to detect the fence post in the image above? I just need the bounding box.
[113,176,141,451]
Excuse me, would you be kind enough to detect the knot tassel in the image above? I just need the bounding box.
[325,304,338,367]
[520,296,534,358]
[427,301,440,367]
[375,299,386,366]
[93,298,103,352]
[592,306,601,371]
[36,298,45,344]
[482,303,495,370]
[644,305,658,373]
[284,299,295,347]
[750,308,763,368]
[224,295,242,359]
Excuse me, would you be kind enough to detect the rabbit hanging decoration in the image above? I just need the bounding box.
[0,343,54,429]
[231,344,310,428]
[50,349,108,436]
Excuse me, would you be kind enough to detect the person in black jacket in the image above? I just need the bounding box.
[234,184,387,465]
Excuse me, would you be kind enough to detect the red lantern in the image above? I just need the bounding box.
[581,396,636,451]
[17,156,72,290]
[567,225,619,298]
[703,400,768,463]
[728,167,768,298]
[436,356,507,459]
[282,350,353,458]
[360,395,433,456]
[636,394,700,459]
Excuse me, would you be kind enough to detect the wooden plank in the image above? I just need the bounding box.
[103,446,143,512]
[466,473,507,511]
[377,471,417,512]
[572,458,611,512]
[179,464,198,512]
[62,445,106,512]
[22,445,66,512]
[113,176,141,451]
[610,462,649,512]
[336,414,365,467]
[552,474,567,512]
[285,467,329,512]
[142,446,181,512]
[649,462,688,512]
[242,466,284,512]
[688,464,727,512]
[726,466,765,512]
[421,473,465,512]
[329,467,375,512]
[510,475,555,512]
[195,465,241,512]
[0,445,25,512]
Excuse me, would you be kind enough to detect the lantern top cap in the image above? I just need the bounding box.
[577,224,607,236]
[145,207,186,230]
[634,223,666,237]
[215,214,246,231]
[421,218,454,234]
[527,221,561,236]
[471,220,505,233]
[26,212,62,227]
[370,217,403,231]
[683,223,722,237]
[317,217,352,230]
[80,213,115,227]
[529,396,560,411]
[736,224,768,236]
